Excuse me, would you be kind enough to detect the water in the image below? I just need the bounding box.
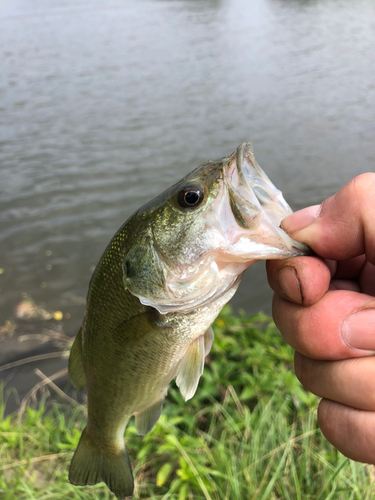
[0,0,374,410]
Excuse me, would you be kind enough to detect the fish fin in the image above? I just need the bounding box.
[175,334,205,401]
[69,427,134,500]
[204,326,214,356]
[68,327,86,392]
[135,397,165,436]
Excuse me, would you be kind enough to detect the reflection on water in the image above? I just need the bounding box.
[0,0,374,406]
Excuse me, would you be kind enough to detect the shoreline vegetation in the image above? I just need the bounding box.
[1,306,375,499]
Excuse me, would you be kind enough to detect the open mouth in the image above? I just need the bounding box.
[231,142,310,257]
[236,143,293,223]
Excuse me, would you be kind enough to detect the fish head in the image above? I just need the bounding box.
[123,142,309,313]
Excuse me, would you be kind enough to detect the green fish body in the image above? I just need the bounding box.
[68,143,308,499]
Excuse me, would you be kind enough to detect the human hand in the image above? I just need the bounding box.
[266,173,375,463]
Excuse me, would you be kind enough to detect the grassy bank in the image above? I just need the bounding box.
[1,306,374,499]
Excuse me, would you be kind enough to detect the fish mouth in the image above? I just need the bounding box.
[223,142,309,259]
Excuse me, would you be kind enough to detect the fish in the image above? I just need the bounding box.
[68,142,309,499]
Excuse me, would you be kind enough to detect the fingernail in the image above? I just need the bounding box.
[281,205,321,234]
[342,309,375,351]
[278,266,303,304]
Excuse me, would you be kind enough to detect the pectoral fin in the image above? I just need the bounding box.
[175,334,206,401]
[135,397,165,436]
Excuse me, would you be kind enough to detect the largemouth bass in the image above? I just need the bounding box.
[68,143,308,499]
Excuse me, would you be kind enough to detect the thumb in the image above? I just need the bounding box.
[281,173,375,264]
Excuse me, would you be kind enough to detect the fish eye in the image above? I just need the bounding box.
[177,184,205,209]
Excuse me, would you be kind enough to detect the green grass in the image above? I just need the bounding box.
[1,306,375,499]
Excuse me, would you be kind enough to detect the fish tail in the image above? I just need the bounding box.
[69,427,134,499]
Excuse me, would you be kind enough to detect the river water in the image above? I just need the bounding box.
[0,0,374,410]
